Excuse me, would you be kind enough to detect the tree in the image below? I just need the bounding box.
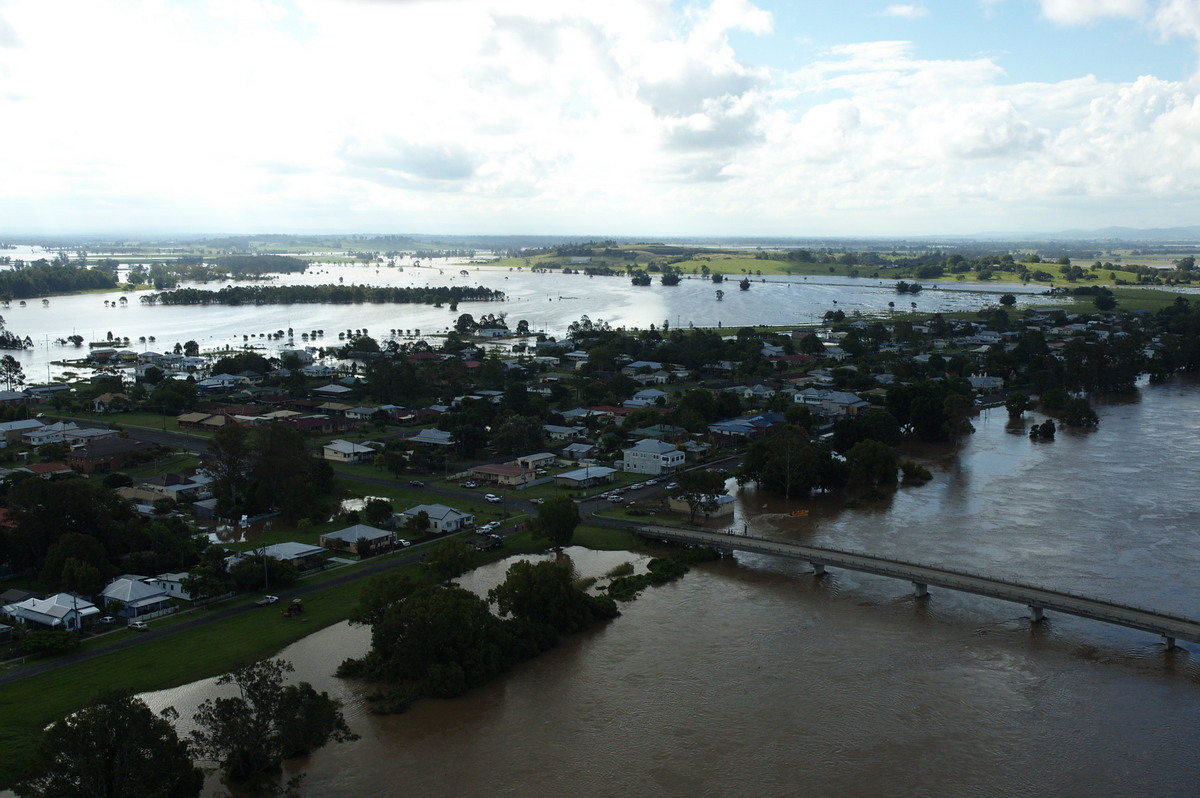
[845,439,899,487]
[1005,392,1033,418]
[739,425,846,498]
[190,659,356,787]
[423,537,473,585]
[204,423,254,514]
[488,559,618,635]
[530,496,580,550]
[1094,293,1117,311]
[363,498,393,527]
[673,469,727,523]
[999,293,1017,307]
[0,354,25,390]
[351,585,511,699]
[15,690,202,798]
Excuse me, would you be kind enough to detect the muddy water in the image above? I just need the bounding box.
[142,380,1200,797]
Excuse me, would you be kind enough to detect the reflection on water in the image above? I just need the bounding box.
[137,381,1200,796]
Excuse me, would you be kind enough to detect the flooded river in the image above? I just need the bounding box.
[141,378,1200,797]
[1,259,1051,383]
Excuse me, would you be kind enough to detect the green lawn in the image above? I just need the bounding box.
[0,524,647,788]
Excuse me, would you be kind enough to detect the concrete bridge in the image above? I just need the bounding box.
[637,525,1200,649]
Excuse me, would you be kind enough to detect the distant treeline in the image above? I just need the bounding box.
[0,262,117,298]
[143,284,506,306]
[201,255,310,276]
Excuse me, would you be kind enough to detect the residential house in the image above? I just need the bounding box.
[0,418,42,446]
[322,439,376,464]
[100,576,173,619]
[516,453,555,471]
[469,463,535,487]
[67,437,155,474]
[319,523,397,556]
[2,593,100,631]
[543,424,586,442]
[554,465,617,488]
[623,388,670,408]
[399,503,474,533]
[252,542,328,571]
[90,392,129,413]
[18,462,73,479]
[561,442,596,460]
[410,428,455,447]
[622,438,685,475]
[23,421,79,447]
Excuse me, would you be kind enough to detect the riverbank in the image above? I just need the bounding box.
[0,525,643,788]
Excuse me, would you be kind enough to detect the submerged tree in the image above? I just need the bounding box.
[191,659,356,789]
[16,690,202,798]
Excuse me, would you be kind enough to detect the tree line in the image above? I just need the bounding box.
[142,283,506,306]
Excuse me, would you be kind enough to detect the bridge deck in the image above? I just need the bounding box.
[638,526,1200,646]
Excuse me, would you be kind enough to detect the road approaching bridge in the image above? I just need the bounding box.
[638,525,1200,649]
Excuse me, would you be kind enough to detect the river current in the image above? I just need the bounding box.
[138,380,1200,797]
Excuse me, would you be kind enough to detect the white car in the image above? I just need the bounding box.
[127,620,148,631]
[530,497,545,505]
[485,493,502,503]
[607,494,625,503]
[480,521,500,532]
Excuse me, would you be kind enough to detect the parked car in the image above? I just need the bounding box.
[479,521,500,533]
[530,497,545,505]
[409,480,425,487]
[127,620,148,631]
[461,480,478,488]
[665,482,679,491]
[608,494,625,503]
[99,615,116,625]
[256,595,279,606]
[485,493,502,503]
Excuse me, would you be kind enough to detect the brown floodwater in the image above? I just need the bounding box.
[142,378,1200,797]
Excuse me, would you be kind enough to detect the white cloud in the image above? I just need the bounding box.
[882,5,929,19]
[1039,0,1148,25]
[0,0,1198,235]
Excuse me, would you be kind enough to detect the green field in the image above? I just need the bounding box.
[0,523,646,787]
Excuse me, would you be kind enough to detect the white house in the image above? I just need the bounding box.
[399,503,474,533]
[3,593,100,630]
[622,438,685,475]
[319,523,396,555]
[623,388,670,408]
[323,439,376,464]
[100,576,173,619]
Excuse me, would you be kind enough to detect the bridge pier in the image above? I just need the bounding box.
[1164,635,1176,650]
[810,562,826,577]
[1029,605,1045,623]
[912,581,928,599]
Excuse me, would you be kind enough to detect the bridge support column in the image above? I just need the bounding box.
[810,562,826,577]
[1029,605,1045,623]
[1163,635,1176,650]
[912,581,928,599]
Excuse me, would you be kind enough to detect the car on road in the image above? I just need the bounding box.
[461,480,479,488]
[256,595,279,606]
[530,497,545,505]
[646,478,659,485]
[127,620,148,631]
[409,480,425,487]
[665,482,679,491]
[485,493,502,503]
[607,494,625,503]
[479,521,500,533]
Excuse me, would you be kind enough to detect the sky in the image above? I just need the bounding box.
[2,0,1200,239]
